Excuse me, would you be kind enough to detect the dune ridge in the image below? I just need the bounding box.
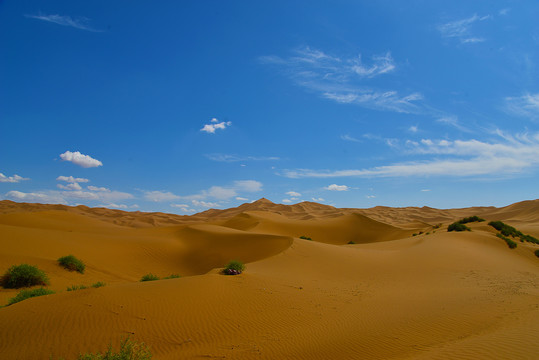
[0,199,538,359]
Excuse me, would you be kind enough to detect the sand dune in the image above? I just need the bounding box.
[0,199,538,359]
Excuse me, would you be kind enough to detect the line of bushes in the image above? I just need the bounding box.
[496,233,518,249]
[447,215,485,232]
[140,274,181,282]
[488,221,539,244]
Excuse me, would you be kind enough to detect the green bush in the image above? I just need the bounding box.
[535,250,539,258]
[77,337,152,360]
[140,273,159,282]
[488,221,539,244]
[299,235,312,240]
[92,281,106,288]
[223,260,245,275]
[7,288,55,306]
[1,264,49,289]
[458,216,485,224]
[163,274,181,279]
[496,234,517,249]
[67,284,88,291]
[447,223,471,232]
[58,255,85,274]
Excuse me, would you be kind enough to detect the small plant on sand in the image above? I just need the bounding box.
[299,235,312,241]
[163,274,181,279]
[58,255,85,274]
[77,337,152,360]
[496,234,517,249]
[92,281,106,288]
[67,284,88,291]
[535,250,539,258]
[140,273,160,282]
[1,264,49,289]
[7,288,55,306]
[223,260,245,275]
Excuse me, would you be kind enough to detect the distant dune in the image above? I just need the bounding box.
[0,199,538,359]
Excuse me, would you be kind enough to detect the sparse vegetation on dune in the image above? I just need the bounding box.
[58,255,85,274]
[535,250,539,258]
[7,288,55,306]
[447,216,485,232]
[488,221,539,245]
[223,260,245,275]
[1,264,49,289]
[75,337,152,360]
[140,273,160,282]
[299,235,312,240]
[496,233,518,249]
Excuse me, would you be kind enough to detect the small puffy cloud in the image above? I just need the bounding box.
[0,173,29,183]
[88,186,110,192]
[366,195,376,199]
[286,191,301,197]
[408,125,418,133]
[171,204,196,213]
[144,190,181,202]
[57,175,89,183]
[201,118,232,134]
[192,200,220,208]
[311,197,325,202]
[57,182,82,191]
[234,180,263,192]
[207,186,237,200]
[421,189,431,192]
[282,199,292,204]
[60,151,103,168]
[236,197,248,201]
[325,184,349,191]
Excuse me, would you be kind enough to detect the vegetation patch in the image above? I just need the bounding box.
[7,288,55,306]
[1,264,49,289]
[58,255,85,274]
[67,284,88,291]
[223,260,245,275]
[140,273,160,282]
[496,234,518,249]
[535,249,539,258]
[76,337,152,360]
[92,281,106,288]
[163,274,181,279]
[447,223,471,232]
[299,235,312,240]
[488,221,539,245]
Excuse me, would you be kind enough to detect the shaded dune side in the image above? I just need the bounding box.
[173,224,293,274]
[220,211,410,244]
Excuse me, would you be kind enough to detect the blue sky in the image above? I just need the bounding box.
[1,1,539,213]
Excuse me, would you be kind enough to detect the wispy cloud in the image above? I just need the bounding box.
[200,118,232,134]
[286,191,301,197]
[57,176,89,183]
[438,14,490,44]
[60,151,103,168]
[5,188,133,204]
[437,116,473,132]
[283,132,539,178]
[205,154,279,162]
[144,191,181,202]
[0,173,29,183]
[170,203,196,213]
[341,134,362,142]
[25,13,102,32]
[504,93,539,120]
[261,47,423,113]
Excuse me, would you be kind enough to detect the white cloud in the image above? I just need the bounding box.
[200,118,232,134]
[261,47,423,114]
[366,195,376,199]
[144,190,181,202]
[421,189,431,192]
[284,132,539,178]
[206,186,237,200]
[25,13,101,32]
[340,134,361,142]
[282,199,292,204]
[286,191,301,197]
[60,151,103,168]
[437,116,472,132]
[499,8,510,16]
[0,173,29,183]
[311,197,325,202]
[236,197,248,201]
[88,186,110,192]
[99,203,128,209]
[408,125,418,133]
[325,184,349,191]
[171,204,196,213]
[192,200,220,208]
[57,182,82,191]
[505,93,539,120]
[57,175,89,183]
[437,14,490,44]
[234,180,263,192]
[64,190,133,202]
[5,190,67,204]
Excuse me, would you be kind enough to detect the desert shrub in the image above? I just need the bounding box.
[163,274,181,279]
[488,221,539,244]
[140,273,159,282]
[67,284,88,291]
[458,216,485,224]
[496,234,517,249]
[1,264,49,289]
[7,288,55,306]
[433,223,443,229]
[299,235,312,240]
[447,223,471,232]
[77,337,152,360]
[535,250,539,258]
[58,255,85,274]
[223,260,245,275]
[92,281,106,288]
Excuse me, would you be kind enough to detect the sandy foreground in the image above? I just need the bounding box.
[0,198,538,359]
